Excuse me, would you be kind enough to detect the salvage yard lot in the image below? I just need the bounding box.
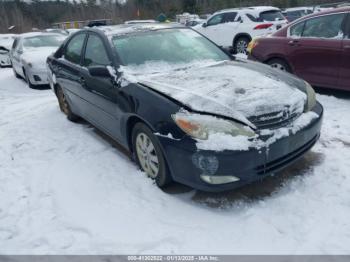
[0,67,350,254]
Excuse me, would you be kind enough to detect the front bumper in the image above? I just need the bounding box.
[26,67,49,85]
[158,102,323,192]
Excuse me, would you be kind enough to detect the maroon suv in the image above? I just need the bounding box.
[248,7,350,91]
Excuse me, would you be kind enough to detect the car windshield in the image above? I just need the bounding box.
[259,10,285,21]
[112,28,229,66]
[23,35,65,48]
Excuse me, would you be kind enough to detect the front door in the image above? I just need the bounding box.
[200,13,226,45]
[286,12,346,88]
[80,33,123,140]
[199,12,239,47]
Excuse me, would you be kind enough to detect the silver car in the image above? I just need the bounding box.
[0,34,16,67]
[10,32,66,88]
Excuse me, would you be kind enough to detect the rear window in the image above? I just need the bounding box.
[246,10,285,22]
[260,10,285,21]
[64,33,85,64]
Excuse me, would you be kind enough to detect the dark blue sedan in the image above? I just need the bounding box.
[47,23,323,192]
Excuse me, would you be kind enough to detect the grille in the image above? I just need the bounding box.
[249,107,301,130]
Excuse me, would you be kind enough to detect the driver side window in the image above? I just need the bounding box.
[207,14,224,26]
[290,22,305,37]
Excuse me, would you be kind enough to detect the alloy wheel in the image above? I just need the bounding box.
[236,40,248,54]
[135,132,159,178]
[270,63,286,71]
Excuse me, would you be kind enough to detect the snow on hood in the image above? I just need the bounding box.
[120,60,307,128]
[21,47,58,69]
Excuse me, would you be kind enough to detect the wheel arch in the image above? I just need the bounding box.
[125,115,155,153]
[233,33,252,46]
[125,115,174,180]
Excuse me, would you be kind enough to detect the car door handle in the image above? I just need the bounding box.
[288,40,300,46]
[344,45,350,50]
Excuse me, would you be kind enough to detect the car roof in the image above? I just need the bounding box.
[18,32,63,39]
[92,23,185,37]
[304,6,350,18]
[284,7,313,12]
[214,6,280,15]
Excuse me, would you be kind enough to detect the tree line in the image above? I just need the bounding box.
[0,0,345,33]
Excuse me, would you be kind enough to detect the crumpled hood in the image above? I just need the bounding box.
[21,47,57,69]
[0,40,13,51]
[135,60,307,128]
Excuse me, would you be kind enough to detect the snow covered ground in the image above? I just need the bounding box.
[0,67,350,254]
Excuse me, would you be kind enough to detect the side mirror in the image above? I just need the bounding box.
[88,65,111,78]
[202,23,207,28]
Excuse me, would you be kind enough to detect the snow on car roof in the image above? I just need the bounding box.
[98,23,185,37]
[124,20,157,24]
[0,34,17,38]
[293,6,350,21]
[284,7,313,12]
[214,6,280,15]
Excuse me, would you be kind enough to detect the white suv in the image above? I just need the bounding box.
[194,6,288,54]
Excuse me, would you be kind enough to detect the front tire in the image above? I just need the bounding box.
[234,36,250,55]
[132,123,172,188]
[56,86,79,122]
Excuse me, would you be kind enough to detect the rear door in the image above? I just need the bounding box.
[221,12,240,46]
[80,33,123,140]
[286,12,347,88]
[56,32,87,115]
[339,13,350,90]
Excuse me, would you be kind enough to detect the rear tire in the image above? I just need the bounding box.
[23,69,36,89]
[56,86,79,122]
[267,58,292,73]
[132,122,172,188]
[234,36,250,55]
